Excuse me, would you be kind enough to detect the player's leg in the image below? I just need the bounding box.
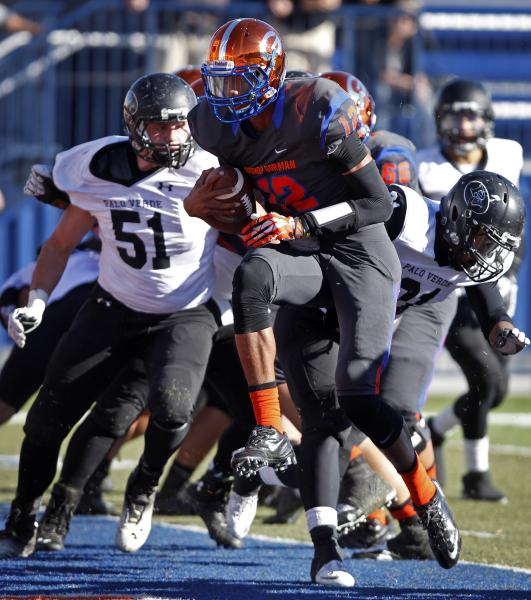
[438,299,509,501]
[0,286,129,559]
[36,358,149,551]
[115,302,217,552]
[328,231,460,569]
[231,246,328,474]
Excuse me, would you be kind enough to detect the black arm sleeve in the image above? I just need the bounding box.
[301,139,393,239]
[465,281,511,339]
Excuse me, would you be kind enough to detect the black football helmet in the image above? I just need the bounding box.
[439,171,525,282]
[435,78,494,156]
[123,73,197,169]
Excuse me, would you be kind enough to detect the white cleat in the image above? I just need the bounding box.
[313,560,355,588]
[226,491,258,540]
[115,492,155,553]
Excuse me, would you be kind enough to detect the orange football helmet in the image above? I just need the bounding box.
[174,66,202,85]
[201,18,286,123]
[320,71,376,141]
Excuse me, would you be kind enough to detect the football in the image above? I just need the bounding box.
[208,165,256,224]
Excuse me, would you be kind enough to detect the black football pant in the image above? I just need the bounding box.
[445,296,509,439]
[16,284,217,508]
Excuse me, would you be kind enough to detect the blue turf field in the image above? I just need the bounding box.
[0,506,530,599]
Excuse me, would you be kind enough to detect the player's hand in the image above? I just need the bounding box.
[7,290,48,348]
[23,164,70,208]
[0,304,16,331]
[241,213,307,248]
[24,164,53,197]
[490,321,530,355]
[183,168,241,220]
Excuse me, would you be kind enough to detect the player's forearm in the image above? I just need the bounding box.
[30,239,71,296]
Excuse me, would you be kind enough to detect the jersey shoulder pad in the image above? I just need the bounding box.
[53,136,126,194]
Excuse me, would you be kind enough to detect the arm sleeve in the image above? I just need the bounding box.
[465,281,511,338]
[300,151,393,238]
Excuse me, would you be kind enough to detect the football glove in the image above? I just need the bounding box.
[24,164,70,208]
[494,327,530,355]
[241,212,310,248]
[8,289,48,348]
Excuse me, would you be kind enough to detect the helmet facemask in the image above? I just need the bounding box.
[437,107,493,157]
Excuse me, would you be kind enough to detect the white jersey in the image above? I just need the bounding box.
[417,137,523,201]
[1,248,98,305]
[393,185,513,315]
[53,136,219,314]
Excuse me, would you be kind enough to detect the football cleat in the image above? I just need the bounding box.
[462,471,508,503]
[263,486,303,524]
[115,468,157,553]
[386,515,433,560]
[231,426,296,477]
[415,480,461,569]
[188,469,242,549]
[337,455,396,534]
[339,515,393,550]
[0,501,39,559]
[226,491,258,540]
[311,559,355,588]
[37,483,82,551]
[154,482,197,516]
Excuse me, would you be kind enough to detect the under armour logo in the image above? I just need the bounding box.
[157,182,173,192]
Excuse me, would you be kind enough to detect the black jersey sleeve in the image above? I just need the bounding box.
[465,281,511,338]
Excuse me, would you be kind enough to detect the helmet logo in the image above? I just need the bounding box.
[260,31,281,62]
[464,180,490,214]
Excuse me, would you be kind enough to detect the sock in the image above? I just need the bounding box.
[464,437,489,473]
[432,405,460,436]
[307,507,341,570]
[249,383,282,431]
[426,461,437,480]
[400,455,436,507]
[390,498,416,521]
[350,445,363,462]
[158,461,194,497]
[367,507,387,525]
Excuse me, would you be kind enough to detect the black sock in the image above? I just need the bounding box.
[158,462,194,497]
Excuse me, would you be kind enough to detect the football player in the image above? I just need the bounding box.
[0,72,238,559]
[184,18,460,586]
[417,78,524,501]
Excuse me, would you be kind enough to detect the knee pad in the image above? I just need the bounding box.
[339,394,404,449]
[232,257,275,334]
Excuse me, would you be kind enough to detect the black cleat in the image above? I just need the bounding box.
[154,482,197,515]
[0,500,39,559]
[339,516,393,550]
[462,470,508,503]
[263,487,303,524]
[386,515,433,560]
[415,480,461,569]
[188,469,242,549]
[337,456,396,535]
[427,418,446,486]
[231,426,296,477]
[37,483,82,551]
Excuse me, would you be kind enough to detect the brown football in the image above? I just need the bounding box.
[208,166,256,224]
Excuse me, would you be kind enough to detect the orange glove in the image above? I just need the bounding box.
[241,212,308,248]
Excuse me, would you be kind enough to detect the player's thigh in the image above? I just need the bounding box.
[380,293,458,422]
[248,244,328,306]
[143,303,218,424]
[325,234,400,394]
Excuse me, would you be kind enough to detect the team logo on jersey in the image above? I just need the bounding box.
[157,182,174,192]
[464,180,490,214]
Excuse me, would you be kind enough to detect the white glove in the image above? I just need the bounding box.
[8,289,48,348]
[0,304,16,329]
[494,327,530,355]
[23,164,53,197]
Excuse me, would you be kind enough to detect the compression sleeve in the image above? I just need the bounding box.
[300,138,393,238]
[465,281,511,338]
